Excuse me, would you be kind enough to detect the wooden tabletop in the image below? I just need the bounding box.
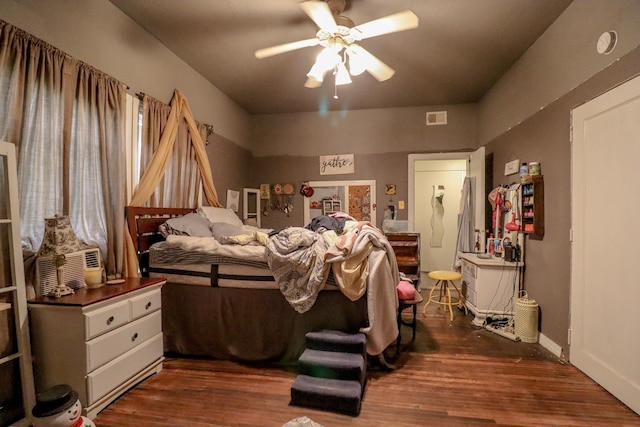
[28,277,166,307]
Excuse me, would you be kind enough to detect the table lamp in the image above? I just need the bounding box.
[37,215,83,297]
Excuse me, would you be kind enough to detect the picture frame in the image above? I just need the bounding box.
[226,189,240,212]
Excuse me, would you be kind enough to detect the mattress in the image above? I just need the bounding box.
[149,242,338,290]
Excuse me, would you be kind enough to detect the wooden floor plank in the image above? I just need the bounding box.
[94,298,640,426]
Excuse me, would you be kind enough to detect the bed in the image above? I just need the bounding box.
[126,206,399,364]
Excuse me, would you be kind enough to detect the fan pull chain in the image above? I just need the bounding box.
[333,66,339,99]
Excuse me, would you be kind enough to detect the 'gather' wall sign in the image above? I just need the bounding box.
[319,154,354,175]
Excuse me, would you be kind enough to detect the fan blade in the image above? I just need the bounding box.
[300,0,337,33]
[255,38,319,59]
[347,45,395,81]
[352,10,419,40]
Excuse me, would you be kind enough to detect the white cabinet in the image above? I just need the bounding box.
[0,141,36,427]
[242,188,261,227]
[459,253,522,327]
[28,277,165,419]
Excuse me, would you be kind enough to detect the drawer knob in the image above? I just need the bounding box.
[107,316,114,325]
[145,301,152,310]
[131,332,139,342]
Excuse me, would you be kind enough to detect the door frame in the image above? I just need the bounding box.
[303,179,376,225]
[408,148,486,250]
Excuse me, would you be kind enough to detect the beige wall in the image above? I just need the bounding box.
[250,152,416,231]
[0,0,251,149]
[207,135,253,208]
[250,104,478,157]
[485,45,640,358]
[479,0,640,144]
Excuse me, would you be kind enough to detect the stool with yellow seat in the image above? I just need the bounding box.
[423,270,468,321]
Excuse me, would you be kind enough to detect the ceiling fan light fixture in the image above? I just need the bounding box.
[315,47,342,71]
[255,1,419,90]
[306,63,326,82]
[347,50,366,76]
[335,62,352,85]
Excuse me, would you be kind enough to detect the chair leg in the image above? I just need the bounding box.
[411,304,417,341]
[423,280,441,314]
[396,309,402,355]
[445,282,454,321]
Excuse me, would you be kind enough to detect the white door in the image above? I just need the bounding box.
[571,75,640,415]
[409,147,485,272]
[413,160,466,271]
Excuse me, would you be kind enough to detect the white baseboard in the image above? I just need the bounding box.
[539,332,564,359]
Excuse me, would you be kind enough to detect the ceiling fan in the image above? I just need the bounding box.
[255,0,419,89]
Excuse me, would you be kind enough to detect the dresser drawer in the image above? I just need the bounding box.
[462,260,477,279]
[465,287,477,306]
[462,274,476,293]
[85,300,130,340]
[130,288,161,320]
[86,310,161,372]
[86,333,163,404]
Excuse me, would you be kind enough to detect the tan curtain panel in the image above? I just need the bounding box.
[141,95,203,208]
[124,90,221,276]
[0,19,127,280]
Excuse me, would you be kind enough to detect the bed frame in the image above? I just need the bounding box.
[125,206,368,363]
[126,206,195,276]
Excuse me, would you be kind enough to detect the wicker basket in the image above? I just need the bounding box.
[515,292,539,343]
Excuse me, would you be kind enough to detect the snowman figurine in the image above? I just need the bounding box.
[32,384,96,427]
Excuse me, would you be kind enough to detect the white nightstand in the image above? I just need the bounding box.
[28,277,165,419]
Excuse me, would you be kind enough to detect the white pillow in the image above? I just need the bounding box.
[209,222,245,241]
[159,213,212,237]
[197,206,244,228]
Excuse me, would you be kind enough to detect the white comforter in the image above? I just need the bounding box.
[165,234,268,262]
[165,223,400,355]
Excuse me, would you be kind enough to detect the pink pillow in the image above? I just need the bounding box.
[397,281,416,300]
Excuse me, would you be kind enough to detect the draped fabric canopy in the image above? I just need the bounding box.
[124,90,222,276]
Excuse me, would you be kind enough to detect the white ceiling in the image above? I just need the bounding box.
[108,0,573,115]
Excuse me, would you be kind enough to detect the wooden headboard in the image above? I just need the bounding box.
[126,206,195,255]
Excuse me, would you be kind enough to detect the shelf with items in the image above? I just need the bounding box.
[385,232,421,285]
[521,175,544,236]
[322,199,342,216]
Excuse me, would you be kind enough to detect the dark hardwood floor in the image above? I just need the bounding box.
[94,297,640,426]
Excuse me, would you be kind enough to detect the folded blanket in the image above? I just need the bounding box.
[324,222,400,355]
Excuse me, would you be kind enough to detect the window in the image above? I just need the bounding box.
[0,21,126,276]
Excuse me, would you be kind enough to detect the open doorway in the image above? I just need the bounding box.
[408,149,485,277]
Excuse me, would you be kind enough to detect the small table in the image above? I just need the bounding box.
[458,253,523,326]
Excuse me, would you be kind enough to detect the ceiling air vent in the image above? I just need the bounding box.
[426,111,447,126]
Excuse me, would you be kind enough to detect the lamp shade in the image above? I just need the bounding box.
[37,215,83,257]
[335,62,352,85]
